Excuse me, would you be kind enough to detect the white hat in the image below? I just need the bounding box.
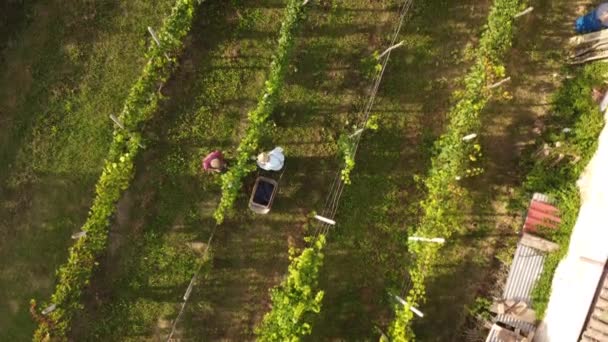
[210,158,221,168]
[257,152,270,164]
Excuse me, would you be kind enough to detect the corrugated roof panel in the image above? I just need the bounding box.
[486,243,547,341]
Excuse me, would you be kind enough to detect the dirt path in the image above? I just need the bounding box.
[415,1,596,341]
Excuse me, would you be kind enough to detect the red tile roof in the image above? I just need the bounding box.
[523,198,561,233]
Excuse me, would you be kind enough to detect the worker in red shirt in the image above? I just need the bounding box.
[202,150,226,173]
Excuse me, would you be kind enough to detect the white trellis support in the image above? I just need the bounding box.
[147,26,171,61]
[314,215,336,226]
[392,294,424,318]
[514,6,534,18]
[378,40,405,59]
[488,77,511,89]
[408,236,445,244]
[349,128,364,138]
[42,304,56,315]
[183,276,195,301]
[109,114,125,130]
[462,133,477,141]
[71,231,87,239]
[109,114,144,148]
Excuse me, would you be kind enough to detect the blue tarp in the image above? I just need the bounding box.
[576,4,608,34]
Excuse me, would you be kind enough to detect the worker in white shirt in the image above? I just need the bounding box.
[257,147,285,171]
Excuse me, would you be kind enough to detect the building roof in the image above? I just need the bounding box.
[581,272,608,341]
[486,244,547,342]
[523,194,561,234]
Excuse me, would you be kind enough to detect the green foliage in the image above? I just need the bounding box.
[32,1,200,340]
[338,133,356,185]
[214,0,308,224]
[256,235,326,341]
[387,0,521,340]
[467,297,492,321]
[361,50,381,81]
[527,62,608,318]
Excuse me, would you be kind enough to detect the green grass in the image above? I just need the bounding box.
[0,1,174,339]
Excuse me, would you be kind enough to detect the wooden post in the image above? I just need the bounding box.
[520,233,559,253]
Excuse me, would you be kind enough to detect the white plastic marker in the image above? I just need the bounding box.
[109,114,125,130]
[514,6,534,18]
[462,133,477,141]
[42,304,57,315]
[409,305,425,318]
[393,294,424,318]
[147,26,170,60]
[71,231,87,239]
[314,215,336,226]
[408,236,445,244]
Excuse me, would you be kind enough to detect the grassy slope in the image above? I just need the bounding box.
[71,1,285,340]
[309,0,493,340]
[0,0,174,339]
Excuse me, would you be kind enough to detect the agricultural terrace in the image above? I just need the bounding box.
[0,0,600,341]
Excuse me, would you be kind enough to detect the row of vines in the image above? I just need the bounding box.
[31,0,201,340]
[213,0,308,224]
[388,0,522,340]
[255,235,326,341]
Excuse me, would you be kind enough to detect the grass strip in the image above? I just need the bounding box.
[213,0,307,224]
[31,0,200,340]
[387,0,522,340]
